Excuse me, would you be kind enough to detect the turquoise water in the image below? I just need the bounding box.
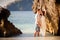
[8,11,35,33]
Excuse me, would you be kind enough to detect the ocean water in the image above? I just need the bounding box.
[8,11,35,33]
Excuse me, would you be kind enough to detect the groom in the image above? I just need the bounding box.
[34,8,42,37]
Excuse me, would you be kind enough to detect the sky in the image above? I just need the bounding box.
[0,0,60,11]
[0,0,18,8]
[0,0,33,11]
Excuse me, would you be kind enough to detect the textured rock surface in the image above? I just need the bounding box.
[32,0,60,35]
[56,4,60,35]
[0,7,22,37]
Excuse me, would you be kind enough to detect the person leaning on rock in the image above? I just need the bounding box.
[34,8,42,37]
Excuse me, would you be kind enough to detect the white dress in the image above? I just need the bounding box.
[40,15,46,36]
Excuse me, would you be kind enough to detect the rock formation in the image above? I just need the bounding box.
[0,6,22,37]
[56,0,60,35]
[32,0,60,35]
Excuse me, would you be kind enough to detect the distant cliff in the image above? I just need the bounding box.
[7,0,33,11]
[32,0,60,35]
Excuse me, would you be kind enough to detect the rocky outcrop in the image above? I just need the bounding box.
[56,3,60,35]
[32,0,60,35]
[0,7,22,37]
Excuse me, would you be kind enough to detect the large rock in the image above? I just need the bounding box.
[0,6,22,37]
[32,0,60,35]
[56,1,60,35]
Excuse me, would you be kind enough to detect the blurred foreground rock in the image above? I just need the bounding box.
[0,7,22,37]
[32,0,60,35]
